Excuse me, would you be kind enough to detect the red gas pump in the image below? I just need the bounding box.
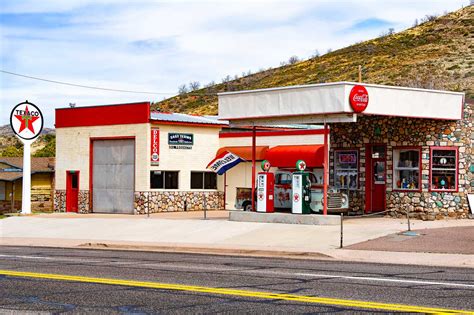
[256,160,274,213]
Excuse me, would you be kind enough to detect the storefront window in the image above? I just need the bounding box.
[191,171,217,189]
[334,150,358,190]
[393,148,420,190]
[430,148,457,191]
[150,171,179,189]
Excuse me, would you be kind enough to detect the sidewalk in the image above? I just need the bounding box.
[1,212,473,268]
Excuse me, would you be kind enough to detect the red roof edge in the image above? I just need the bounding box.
[55,102,150,128]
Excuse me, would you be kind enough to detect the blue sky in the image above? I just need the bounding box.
[0,0,469,127]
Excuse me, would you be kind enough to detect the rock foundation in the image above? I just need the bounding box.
[134,191,224,214]
[54,190,66,212]
[54,190,90,213]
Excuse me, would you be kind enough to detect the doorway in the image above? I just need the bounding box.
[66,171,79,212]
[365,144,386,213]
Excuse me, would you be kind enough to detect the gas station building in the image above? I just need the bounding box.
[218,82,471,219]
[54,82,472,219]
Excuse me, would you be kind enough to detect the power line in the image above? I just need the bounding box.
[0,69,217,96]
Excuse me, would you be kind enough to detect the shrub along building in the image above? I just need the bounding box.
[218,82,472,219]
[0,157,55,213]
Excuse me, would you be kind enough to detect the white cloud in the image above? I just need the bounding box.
[0,0,469,127]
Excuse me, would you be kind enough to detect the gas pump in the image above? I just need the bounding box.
[292,160,311,214]
[256,160,275,213]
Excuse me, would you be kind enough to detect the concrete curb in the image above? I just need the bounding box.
[76,242,334,260]
[2,239,473,268]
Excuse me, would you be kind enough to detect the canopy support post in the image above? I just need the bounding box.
[251,125,256,211]
[223,172,227,210]
[323,121,328,216]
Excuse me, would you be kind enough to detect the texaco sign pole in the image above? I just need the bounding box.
[10,101,44,215]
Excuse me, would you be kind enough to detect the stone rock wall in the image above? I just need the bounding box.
[0,201,21,214]
[54,189,90,213]
[54,190,66,212]
[330,103,473,219]
[134,191,225,214]
[78,190,90,213]
[31,187,53,212]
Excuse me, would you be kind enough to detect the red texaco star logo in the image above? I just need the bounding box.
[14,105,39,134]
[258,193,264,201]
[294,193,300,202]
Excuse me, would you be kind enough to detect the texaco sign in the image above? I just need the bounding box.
[10,101,43,141]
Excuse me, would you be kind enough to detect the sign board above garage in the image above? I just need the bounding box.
[168,133,193,149]
[218,82,465,126]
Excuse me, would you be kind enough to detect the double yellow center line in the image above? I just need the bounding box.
[0,269,472,314]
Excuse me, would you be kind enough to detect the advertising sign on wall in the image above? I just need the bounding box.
[168,133,193,149]
[151,128,159,165]
[349,85,369,113]
[338,153,357,164]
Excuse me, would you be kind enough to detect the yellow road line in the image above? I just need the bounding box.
[0,269,472,314]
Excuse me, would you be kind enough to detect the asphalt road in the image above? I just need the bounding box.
[0,246,473,314]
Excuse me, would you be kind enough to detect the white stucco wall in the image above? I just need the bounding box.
[150,124,222,191]
[56,123,222,193]
[56,123,149,192]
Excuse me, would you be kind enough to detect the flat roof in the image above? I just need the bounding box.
[218,82,465,125]
[151,112,228,126]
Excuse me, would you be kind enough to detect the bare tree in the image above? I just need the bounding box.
[311,50,320,58]
[178,84,188,95]
[421,14,438,23]
[326,48,333,54]
[204,81,215,88]
[288,55,300,64]
[221,75,231,83]
[189,81,200,91]
[413,19,418,27]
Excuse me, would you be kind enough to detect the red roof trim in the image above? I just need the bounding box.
[150,120,227,128]
[55,102,150,128]
[219,129,327,138]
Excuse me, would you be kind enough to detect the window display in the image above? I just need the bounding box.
[393,148,420,190]
[430,148,457,191]
[334,150,358,190]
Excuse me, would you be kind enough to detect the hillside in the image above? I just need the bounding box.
[155,5,473,115]
[0,125,55,157]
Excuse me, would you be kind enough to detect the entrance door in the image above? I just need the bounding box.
[66,171,79,212]
[92,139,135,214]
[365,145,386,213]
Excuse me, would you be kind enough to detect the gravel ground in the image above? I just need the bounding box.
[347,226,474,254]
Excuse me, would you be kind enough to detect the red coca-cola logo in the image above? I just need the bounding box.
[349,85,369,113]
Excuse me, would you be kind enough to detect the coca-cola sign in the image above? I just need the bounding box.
[349,85,369,113]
